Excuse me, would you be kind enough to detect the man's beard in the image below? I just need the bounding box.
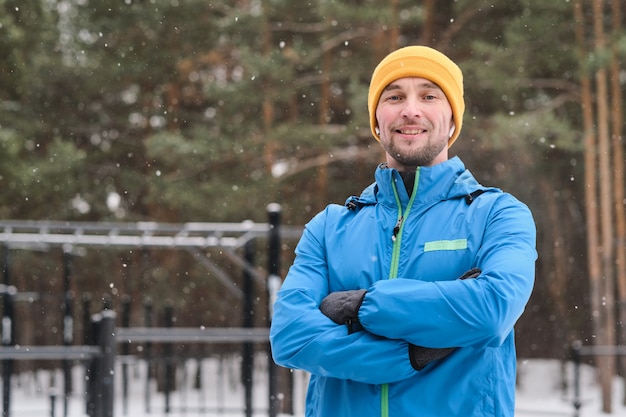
[381,136,447,169]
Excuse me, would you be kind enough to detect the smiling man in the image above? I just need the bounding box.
[376,78,453,169]
[270,46,537,417]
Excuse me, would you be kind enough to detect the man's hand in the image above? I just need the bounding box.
[319,289,367,333]
[409,346,456,370]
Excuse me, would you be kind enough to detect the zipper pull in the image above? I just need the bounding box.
[392,216,403,241]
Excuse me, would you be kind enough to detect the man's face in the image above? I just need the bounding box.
[375,77,454,171]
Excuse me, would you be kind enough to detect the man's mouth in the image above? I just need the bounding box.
[396,128,426,135]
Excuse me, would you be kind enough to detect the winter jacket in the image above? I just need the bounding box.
[269,156,537,417]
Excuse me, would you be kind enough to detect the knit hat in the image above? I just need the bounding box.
[367,45,464,147]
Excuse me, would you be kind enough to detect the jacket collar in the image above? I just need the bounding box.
[346,156,486,209]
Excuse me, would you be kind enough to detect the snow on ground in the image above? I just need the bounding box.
[6,357,626,416]
[516,359,626,417]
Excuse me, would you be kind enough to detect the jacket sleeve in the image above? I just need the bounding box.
[269,208,416,384]
[358,193,537,348]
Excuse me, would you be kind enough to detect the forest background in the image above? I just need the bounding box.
[1,0,626,407]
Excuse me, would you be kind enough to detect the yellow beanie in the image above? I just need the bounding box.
[367,45,464,147]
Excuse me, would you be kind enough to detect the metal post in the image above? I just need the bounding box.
[571,340,582,417]
[1,245,12,417]
[267,203,282,417]
[242,239,255,417]
[1,286,15,417]
[50,391,56,417]
[121,296,130,415]
[87,314,101,417]
[164,303,173,414]
[62,249,74,417]
[82,293,93,416]
[143,298,153,414]
[98,310,116,417]
[84,297,95,417]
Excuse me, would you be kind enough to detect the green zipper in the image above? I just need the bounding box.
[381,169,420,417]
[389,170,419,279]
[381,384,389,417]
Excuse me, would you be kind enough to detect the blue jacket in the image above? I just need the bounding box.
[270,157,537,417]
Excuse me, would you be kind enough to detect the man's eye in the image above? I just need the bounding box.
[387,95,401,101]
[424,94,437,100]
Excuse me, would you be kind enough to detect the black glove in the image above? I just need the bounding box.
[319,289,367,333]
[409,345,456,370]
[409,267,481,371]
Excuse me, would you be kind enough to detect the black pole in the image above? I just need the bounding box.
[50,391,56,417]
[242,239,255,417]
[2,245,13,417]
[62,249,74,417]
[87,314,100,417]
[99,310,116,417]
[267,203,282,417]
[571,340,582,417]
[88,310,116,417]
[143,298,153,414]
[1,288,14,417]
[82,293,92,416]
[164,302,174,414]
[121,295,131,415]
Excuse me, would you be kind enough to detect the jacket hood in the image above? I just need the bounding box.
[345,156,495,209]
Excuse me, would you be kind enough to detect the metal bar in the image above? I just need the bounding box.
[0,346,101,360]
[0,220,270,234]
[0,220,302,250]
[185,248,244,300]
[574,345,626,356]
[116,327,270,343]
[0,328,270,350]
[220,246,267,289]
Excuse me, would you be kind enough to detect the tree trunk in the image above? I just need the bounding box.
[538,177,570,346]
[608,0,626,404]
[261,3,277,175]
[390,0,400,49]
[319,48,331,126]
[421,0,435,45]
[315,46,331,212]
[573,0,607,409]
[592,0,616,411]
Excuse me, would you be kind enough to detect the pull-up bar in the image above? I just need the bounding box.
[0,218,302,250]
[0,204,298,417]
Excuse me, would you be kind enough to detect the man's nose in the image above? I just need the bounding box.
[400,97,423,118]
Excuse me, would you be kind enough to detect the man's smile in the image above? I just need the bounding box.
[396,128,427,135]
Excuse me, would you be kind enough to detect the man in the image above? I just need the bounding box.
[269,45,536,417]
